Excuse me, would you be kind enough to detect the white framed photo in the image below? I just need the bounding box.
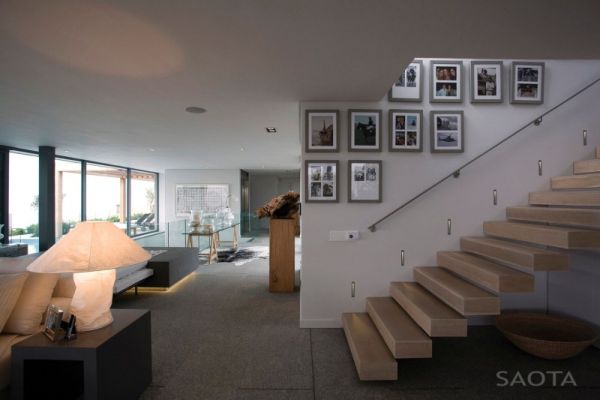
[430,111,464,153]
[388,60,423,102]
[510,62,544,104]
[305,110,339,152]
[430,60,463,103]
[348,109,381,152]
[389,110,423,152]
[471,61,503,103]
[348,160,382,203]
[305,160,339,202]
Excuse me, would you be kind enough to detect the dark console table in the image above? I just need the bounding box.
[11,309,151,400]
[140,247,198,289]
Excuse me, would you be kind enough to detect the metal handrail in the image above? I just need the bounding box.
[368,76,600,232]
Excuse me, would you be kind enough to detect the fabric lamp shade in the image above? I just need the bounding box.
[27,222,151,331]
[27,221,151,273]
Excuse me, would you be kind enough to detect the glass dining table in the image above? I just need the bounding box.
[182,221,240,264]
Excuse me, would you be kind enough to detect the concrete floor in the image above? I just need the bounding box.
[4,235,599,400]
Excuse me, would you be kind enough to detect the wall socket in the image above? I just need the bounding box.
[329,230,360,241]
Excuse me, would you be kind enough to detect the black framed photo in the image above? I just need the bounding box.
[471,61,503,103]
[348,109,382,152]
[389,110,423,152]
[430,60,463,103]
[510,62,544,104]
[388,60,423,102]
[305,160,339,203]
[430,111,464,153]
[305,110,339,152]
[348,160,382,203]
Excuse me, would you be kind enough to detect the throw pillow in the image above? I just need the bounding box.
[3,272,59,335]
[0,273,28,332]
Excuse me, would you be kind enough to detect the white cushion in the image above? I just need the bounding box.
[3,272,59,335]
[0,273,28,332]
[116,261,148,280]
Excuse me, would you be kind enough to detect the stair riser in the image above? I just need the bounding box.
[437,253,534,293]
[366,299,432,359]
[529,191,600,207]
[483,222,600,249]
[342,313,398,381]
[551,174,600,189]
[460,237,568,271]
[414,269,500,316]
[507,207,600,230]
[574,159,600,174]
[389,284,467,337]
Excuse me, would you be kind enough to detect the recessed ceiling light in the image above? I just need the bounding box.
[240,147,245,152]
[63,150,70,153]
[265,127,277,133]
[185,106,206,114]
[148,148,156,152]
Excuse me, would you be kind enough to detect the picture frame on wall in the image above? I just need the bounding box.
[430,60,463,103]
[430,110,464,153]
[348,109,382,152]
[471,61,503,103]
[305,160,339,203]
[348,160,382,203]
[510,62,544,104]
[305,110,339,152]
[388,109,423,152]
[388,60,424,102]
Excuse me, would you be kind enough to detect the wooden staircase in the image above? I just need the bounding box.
[343,147,600,380]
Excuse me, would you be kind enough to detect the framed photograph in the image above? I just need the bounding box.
[510,62,544,104]
[471,61,503,103]
[305,110,339,152]
[348,160,382,203]
[388,60,424,102]
[348,109,382,152]
[430,60,463,103]
[389,110,423,152]
[430,111,464,153]
[305,160,339,203]
[43,304,64,342]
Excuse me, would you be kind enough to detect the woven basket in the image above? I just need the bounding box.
[496,312,598,360]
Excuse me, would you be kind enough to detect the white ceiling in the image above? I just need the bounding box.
[1,0,599,172]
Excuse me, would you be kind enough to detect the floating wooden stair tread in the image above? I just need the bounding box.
[484,220,600,249]
[437,251,534,293]
[529,190,600,207]
[342,313,397,381]
[389,282,467,337]
[413,267,500,316]
[460,236,568,271]
[574,159,600,174]
[366,297,432,359]
[552,173,600,189]
[507,206,600,229]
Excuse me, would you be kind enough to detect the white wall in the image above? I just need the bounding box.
[249,173,300,231]
[299,59,600,329]
[164,169,241,243]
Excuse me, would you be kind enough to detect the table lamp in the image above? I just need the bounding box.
[27,221,151,332]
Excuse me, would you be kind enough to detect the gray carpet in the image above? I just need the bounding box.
[110,252,600,400]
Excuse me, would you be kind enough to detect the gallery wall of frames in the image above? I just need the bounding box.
[304,59,545,204]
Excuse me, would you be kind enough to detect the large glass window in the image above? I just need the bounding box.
[9,152,39,252]
[55,159,82,239]
[130,171,157,236]
[86,164,128,232]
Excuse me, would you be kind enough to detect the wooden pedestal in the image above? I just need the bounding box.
[269,219,295,292]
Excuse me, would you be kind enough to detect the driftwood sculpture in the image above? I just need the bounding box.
[256,191,300,219]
